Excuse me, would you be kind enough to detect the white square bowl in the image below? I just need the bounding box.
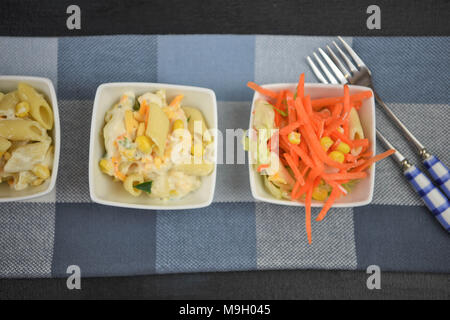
[249,83,376,207]
[0,76,60,202]
[89,82,218,210]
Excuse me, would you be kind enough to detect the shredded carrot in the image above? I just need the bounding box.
[248,76,394,245]
[311,90,373,110]
[284,153,305,185]
[353,149,396,172]
[316,187,341,221]
[169,94,184,107]
[112,157,126,181]
[257,163,270,172]
[247,82,278,99]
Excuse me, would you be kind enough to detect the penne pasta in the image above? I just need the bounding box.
[3,140,51,173]
[17,83,54,130]
[123,174,144,197]
[0,119,48,142]
[145,102,170,157]
[182,106,209,137]
[0,91,19,117]
[0,137,11,153]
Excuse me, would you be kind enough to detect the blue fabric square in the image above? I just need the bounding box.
[156,202,257,273]
[157,35,255,101]
[354,205,450,273]
[353,37,450,104]
[52,203,157,277]
[58,36,157,99]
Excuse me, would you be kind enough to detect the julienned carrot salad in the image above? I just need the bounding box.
[246,74,394,244]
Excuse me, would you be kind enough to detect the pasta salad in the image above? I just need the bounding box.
[99,90,214,200]
[0,83,55,191]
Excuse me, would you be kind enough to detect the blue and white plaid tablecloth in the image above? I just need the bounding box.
[0,36,449,278]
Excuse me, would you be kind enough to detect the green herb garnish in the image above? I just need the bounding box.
[187,116,191,122]
[134,181,153,194]
[133,98,140,111]
[274,107,288,117]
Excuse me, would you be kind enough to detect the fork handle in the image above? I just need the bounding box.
[423,155,450,199]
[404,165,450,232]
[372,90,426,152]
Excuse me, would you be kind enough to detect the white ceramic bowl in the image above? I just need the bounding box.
[89,83,218,210]
[0,76,60,202]
[248,83,376,207]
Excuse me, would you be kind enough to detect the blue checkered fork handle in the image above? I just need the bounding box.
[423,155,450,199]
[404,165,450,232]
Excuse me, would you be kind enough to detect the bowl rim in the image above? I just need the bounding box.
[89,82,218,210]
[0,75,60,202]
[248,82,376,208]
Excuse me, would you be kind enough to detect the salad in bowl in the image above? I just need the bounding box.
[245,74,394,243]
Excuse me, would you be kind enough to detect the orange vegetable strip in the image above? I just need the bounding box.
[305,184,313,244]
[358,150,373,159]
[112,157,126,182]
[145,104,150,129]
[169,94,184,107]
[139,100,148,116]
[353,149,396,172]
[247,82,278,99]
[342,85,350,120]
[316,187,341,222]
[352,139,370,148]
[324,172,368,180]
[279,122,301,135]
[284,153,305,185]
[290,145,314,168]
[296,73,305,99]
[303,95,313,117]
[330,130,353,146]
[291,148,299,166]
[311,90,373,110]
[257,164,270,172]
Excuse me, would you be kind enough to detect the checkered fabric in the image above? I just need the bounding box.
[423,155,450,199]
[0,36,449,278]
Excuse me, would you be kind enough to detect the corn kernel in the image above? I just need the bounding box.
[329,151,345,163]
[191,143,203,158]
[312,186,328,201]
[320,136,334,151]
[173,119,184,132]
[15,101,30,118]
[288,132,301,145]
[336,142,351,154]
[99,159,114,175]
[122,148,136,160]
[136,136,153,154]
[32,164,50,179]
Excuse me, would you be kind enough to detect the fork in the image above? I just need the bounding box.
[306,36,450,199]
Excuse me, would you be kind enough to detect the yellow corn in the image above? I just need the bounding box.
[191,143,203,158]
[173,119,184,131]
[336,142,351,154]
[122,148,136,161]
[15,101,30,118]
[136,136,153,154]
[288,132,301,145]
[32,164,50,179]
[99,159,114,175]
[320,136,334,151]
[329,151,345,163]
[312,186,329,201]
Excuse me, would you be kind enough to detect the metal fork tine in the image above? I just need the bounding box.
[337,36,366,69]
[325,45,351,81]
[318,48,347,84]
[332,41,358,73]
[307,56,329,84]
[313,52,338,84]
